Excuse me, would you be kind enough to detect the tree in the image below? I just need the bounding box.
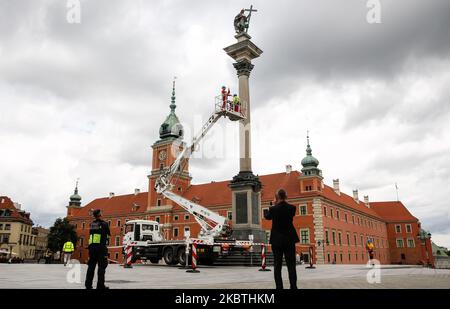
[47,218,77,253]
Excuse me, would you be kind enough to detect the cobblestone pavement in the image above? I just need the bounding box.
[0,263,449,289]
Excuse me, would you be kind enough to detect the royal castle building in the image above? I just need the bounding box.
[66,87,434,267]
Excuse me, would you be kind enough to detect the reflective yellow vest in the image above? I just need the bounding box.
[63,241,74,252]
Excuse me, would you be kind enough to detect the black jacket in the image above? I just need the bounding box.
[264,201,300,246]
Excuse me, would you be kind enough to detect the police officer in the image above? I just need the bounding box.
[85,209,111,289]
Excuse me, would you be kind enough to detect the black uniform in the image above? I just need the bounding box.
[85,218,110,289]
[264,201,300,289]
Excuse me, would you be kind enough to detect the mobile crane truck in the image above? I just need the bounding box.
[122,97,253,266]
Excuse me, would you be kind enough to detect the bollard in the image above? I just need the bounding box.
[305,245,316,269]
[123,243,133,269]
[258,243,271,272]
[186,242,200,273]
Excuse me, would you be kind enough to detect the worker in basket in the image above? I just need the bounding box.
[232,94,240,113]
[221,86,231,109]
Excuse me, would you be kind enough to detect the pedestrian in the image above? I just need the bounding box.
[62,238,75,266]
[264,189,299,289]
[85,209,111,289]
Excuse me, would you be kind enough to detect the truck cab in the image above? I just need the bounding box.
[123,220,164,244]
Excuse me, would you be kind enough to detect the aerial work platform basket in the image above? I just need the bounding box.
[214,95,246,121]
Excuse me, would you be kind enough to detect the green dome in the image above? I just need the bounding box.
[301,142,319,167]
[70,193,81,201]
[159,81,184,139]
[301,153,319,167]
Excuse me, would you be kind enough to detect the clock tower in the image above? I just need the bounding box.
[147,81,191,210]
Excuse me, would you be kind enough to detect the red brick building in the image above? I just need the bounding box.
[66,91,434,266]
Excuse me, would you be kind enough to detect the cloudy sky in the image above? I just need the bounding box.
[1,0,449,247]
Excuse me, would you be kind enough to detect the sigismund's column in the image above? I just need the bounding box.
[224,17,265,243]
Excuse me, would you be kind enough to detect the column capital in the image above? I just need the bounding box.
[233,60,255,77]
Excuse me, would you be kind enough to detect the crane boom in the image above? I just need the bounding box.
[154,98,245,242]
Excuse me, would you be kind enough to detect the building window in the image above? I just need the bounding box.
[79,237,84,247]
[155,216,160,223]
[407,238,415,248]
[336,210,340,220]
[107,220,111,226]
[115,253,119,260]
[174,228,179,237]
[338,232,342,246]
[299,205,307,216]
[227,211,232,220]
[396,239,404,248]
[327,253,331,263]
[305,185,312,191]
[117,220,121,227]
[395,224,401,233]
[344,213,348,222]
[352,215,355,224]
[300,229,310,244]
[82,222,85,229]
[160,163,164,170]
[184,215,190,221]
[157,199,162,206]
[332,231,336,245]
[183,227,190,237]
[346,233,350,246]
[5,224,11,231]
[406,224,412,233]
[323,207,327,216]
[0,224,3,230]
[21,225,24,232]
[115,236,120,246]
[262,207,269,219]
[348,253,351,261]
[360,235,364,246]
[330,208,334,218]
[174,215,179,221]
[325,230,329,243]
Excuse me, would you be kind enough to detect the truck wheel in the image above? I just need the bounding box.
[163,247,175,265]
[149,258,159,264]
[177,247,187,265]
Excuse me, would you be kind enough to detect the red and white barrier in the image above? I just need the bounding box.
[124,243,133,268]
[186,242,200,273]
[258,243,271,272]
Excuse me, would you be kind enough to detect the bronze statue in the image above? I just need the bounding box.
[234,6,257,34]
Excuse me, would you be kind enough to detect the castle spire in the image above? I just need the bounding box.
[69,178,82,207]
[170,77,177,113]
[159,78,184,140]
[301,131,321,176]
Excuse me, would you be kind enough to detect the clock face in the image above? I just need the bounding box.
[158,150,167,161]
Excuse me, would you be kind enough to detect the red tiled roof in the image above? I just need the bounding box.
[70,192,149,217]
[320,185,383,219]
[369,201,418,222]
[181,171,303,206]
[0,196,33,225]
